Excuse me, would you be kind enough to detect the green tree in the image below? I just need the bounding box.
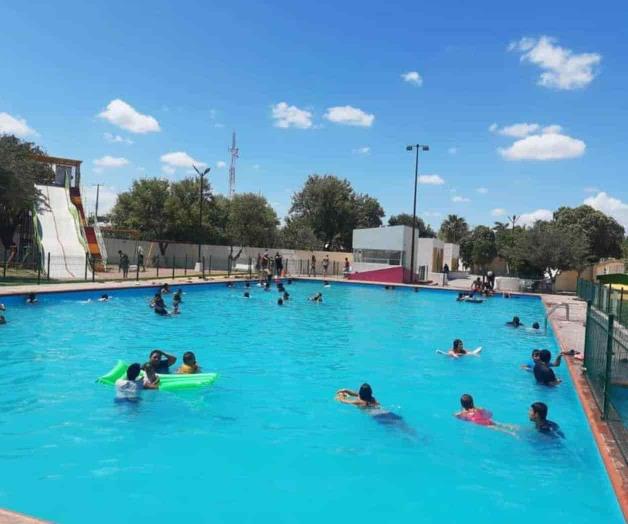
[388,213,436,237]
[165,177,214,244]
[278,217,322,250]
[493,222,525,275]
[0,135,54,248]
[110,178,171,253]
[459,226,496,273]
[288,174,384,249]
[225,193,279,248]
[553,205,625,260]
[438,214,469,243]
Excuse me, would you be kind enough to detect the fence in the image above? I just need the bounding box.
[579,281,628,462]
[577,278,628,328]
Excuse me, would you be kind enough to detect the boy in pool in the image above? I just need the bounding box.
[26,293,37,304]
[533,350,562,386]
[455,394,516,435]
[177,351,201,374]
[310,292,323,303]
[521,349,561,371]
[115,363,144,402]
[529,402,564,438]
[98,294,110,302]
[148,349,177,373]
[437,339,482,358]
[141,362,160,389]
[506,316,523,328]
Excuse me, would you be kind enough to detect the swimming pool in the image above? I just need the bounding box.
[0,281,623,523]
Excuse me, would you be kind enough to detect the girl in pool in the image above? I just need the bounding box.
[455,394,516,435]
[437,339,482,358]
[336,384,418,438]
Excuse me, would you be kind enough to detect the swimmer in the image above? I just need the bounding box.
[437,339,482,358]
[177,351,201,374]
[414,288,419,293]
[226,282,234,288]
[243,291,251,298]
[336,384,418,438]
[503,292,512,298]
[263,284,270,292]
[534,350,562,386]
[529,402,564,438]
[283,291,290,301]
[26,293,37,304]
[115,363,144,402]
[245,282,250,288]
[323,281,331,288]
[287,279,293,285]
[151,294,169,316]
[173,289,183,305]
[506,316,523,328]
[149,349,177,373]
[172,303,181,315]
[160,283,171,295]
[0,303,6,311]
[455,394,516,435]
[141,362,160,389]
[310,292,323,303]
[0,316,6,325]
[278,298,284,306]
[98,294,110,302]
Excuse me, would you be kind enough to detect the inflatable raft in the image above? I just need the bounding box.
[98,360,218,391]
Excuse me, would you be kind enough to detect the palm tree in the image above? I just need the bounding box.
[438,214,469,243]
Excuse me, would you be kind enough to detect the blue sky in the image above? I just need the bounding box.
[1,0,626,230]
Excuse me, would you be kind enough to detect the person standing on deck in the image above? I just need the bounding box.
[137,245,145,272]
[311,253,317,276]
[322,254,330,277]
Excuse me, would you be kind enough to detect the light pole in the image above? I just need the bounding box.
[406,144,429,283]
[193,165,211,263]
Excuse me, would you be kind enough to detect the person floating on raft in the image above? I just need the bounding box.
[437,339,482,358]
[455,394,516,435]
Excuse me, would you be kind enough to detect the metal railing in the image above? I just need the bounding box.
[577,278,627,328]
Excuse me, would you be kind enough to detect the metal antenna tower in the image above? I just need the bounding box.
[228,131,239,198]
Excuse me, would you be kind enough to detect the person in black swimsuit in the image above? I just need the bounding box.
[529,402,564,438]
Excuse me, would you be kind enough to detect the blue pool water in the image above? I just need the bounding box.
[0,281,622,523]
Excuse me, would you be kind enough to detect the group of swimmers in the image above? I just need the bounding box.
[149,284,183,316]
[115,349,201,400]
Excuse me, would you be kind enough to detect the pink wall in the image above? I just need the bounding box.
[347,266,411,283]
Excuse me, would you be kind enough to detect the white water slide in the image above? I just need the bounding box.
[35,184,92,279]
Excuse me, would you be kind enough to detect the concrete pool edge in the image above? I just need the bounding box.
[543,296,628,521]
[0,508,50,523]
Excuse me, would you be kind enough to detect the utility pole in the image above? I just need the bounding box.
[228,131,239,199]
[193,165,211,264]
[94,184,101,221]
[406,144,430,283]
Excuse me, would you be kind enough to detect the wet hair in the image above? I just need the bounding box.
[460,394,474,410]
[358,383,375,403]
[27,293,36,300]
[244,292,250,298]
[149,350,161,359]
[101,294,109,299]
[245,282,250,288]
[539,349,552,363]
[183,351,196,365]
[531,401,548,420]
[283,291,289,300]
[384,285,390,290]
[127,363,141,381]
[513,316,520,325]
[532,349,541,359]
[277,298,284,306]
[453,339,463,350]
[532,322,540,329]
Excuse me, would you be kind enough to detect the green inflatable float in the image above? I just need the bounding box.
[98,360,218,392]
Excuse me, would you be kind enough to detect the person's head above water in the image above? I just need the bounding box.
[0,303,5,311]
[127,363,141,381]
[460,394,474,410]
[0,316,6,324]
[183,351,196,366]
[453,339,464,350]
[529,401,548,422]
[283,291,289,299]
[244,291,250,298]
[277,298,284,306]
[512,316,521,326]
[101,294,109,300]
[532,322,540,329]
[539,349,552,364]
[531,349,541,360]
[358,383,376,403]
[149,350,163,364]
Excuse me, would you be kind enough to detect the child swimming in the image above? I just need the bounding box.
[437,339,482,358]
[455,394,516,435]
[177,351,201,374]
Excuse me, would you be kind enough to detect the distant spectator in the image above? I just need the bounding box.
[322,255,330,276]
[310,254,317,276]
[443,263,449,286]
[343,257,351,275]
[275,252,284,277]
[118,251,129,279]
[137,245,145,272]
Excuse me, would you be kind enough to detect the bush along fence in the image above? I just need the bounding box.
[577,279,628,462]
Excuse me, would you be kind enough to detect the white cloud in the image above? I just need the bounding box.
[418,174,445,185]
[519,209,553,227]
[509,36,601,90]
[0,112,36,137]
[97,99,160,133]
[324,105,374,127]
[542,125,562,134]
[491,208,507,217]
[448,147,458,155]
[93,155,129,168]
[499,132,585,160]
[401,71,423,86]
[452,195,470,203]
[216,161,226,168]
[491,122,541,138]
[104,132,133,144]
[271,102,312,129]
[83,185,119,215]
[160,151,206,176]
[476,187,488,194]
[352,146,371,155]
[252,164,261,170]
[584,192,628,229]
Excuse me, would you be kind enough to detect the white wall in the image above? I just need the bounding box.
[352,225,408,251]
[416,238,444,274]
[444,243,460,269]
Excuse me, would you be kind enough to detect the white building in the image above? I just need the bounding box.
[351,225,460,284]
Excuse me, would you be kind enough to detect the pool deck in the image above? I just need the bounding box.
[0,275,627,522]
